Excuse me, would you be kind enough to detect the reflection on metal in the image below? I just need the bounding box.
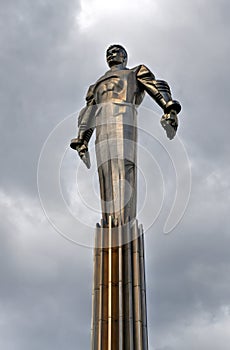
[91,220,148,349]
[70,44,181,227]
[70,44,182,349]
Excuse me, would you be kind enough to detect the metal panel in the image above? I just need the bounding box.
[91,220,148,350]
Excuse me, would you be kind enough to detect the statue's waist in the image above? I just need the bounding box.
[95,101,137,118]
[96,99,137,106]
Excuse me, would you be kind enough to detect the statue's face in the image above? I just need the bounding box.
[106,46,127,67]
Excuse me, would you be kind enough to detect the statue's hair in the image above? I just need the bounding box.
[106,44,128,58]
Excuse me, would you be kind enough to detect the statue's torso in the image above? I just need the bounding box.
[93,67,144,105]
[93,67,142,163]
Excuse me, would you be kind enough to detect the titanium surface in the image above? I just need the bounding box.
[70,45,181,349]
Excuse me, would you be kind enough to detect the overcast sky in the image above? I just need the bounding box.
[1,0,230,349]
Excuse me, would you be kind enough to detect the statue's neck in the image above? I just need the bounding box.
[109,63,127,71]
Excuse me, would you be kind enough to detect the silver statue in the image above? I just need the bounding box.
[70,45,181,227]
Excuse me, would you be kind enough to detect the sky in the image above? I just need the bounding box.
[0,0,230,349]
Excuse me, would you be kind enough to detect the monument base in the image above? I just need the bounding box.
[91,218,148,350]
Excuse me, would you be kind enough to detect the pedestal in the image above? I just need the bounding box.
[91,218,148,350]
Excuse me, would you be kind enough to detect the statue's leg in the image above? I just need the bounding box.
[98,158,136,226]
[98,161,113,226]
[110,159,136,226]
[124,159,137,223]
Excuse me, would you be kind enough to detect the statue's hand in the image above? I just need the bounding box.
[76,140,91,169]
[76,141,87,157]
[70,137,91,169]
[160,110,178,140]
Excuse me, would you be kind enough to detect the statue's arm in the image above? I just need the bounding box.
[136,65,167,110]
[70,85,96,168]
[137,65,181,139]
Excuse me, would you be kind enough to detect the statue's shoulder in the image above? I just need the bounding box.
[93,70,111,87]
[130,65,143,72]
[85,83,96,102]
[131,64,152,75]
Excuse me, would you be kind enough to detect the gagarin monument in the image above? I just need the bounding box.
[70,44,181,349]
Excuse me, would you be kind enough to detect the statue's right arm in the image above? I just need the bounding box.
[70,85,96,146]
[70,85,96,168]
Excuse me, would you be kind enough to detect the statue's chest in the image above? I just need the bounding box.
[94,70,135,103]
[96,77,125,96]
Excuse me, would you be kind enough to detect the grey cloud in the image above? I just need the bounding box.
[0,0,83,195]
[1,0,230,349]
[0,192,92,350]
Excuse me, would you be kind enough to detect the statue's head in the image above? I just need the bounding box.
[106,44,128,68]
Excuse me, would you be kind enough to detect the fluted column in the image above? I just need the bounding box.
[91,218,148,350]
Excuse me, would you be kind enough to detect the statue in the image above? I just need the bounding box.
[70,44,181,227]
[70,45,182,349]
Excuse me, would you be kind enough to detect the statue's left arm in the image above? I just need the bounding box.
[136,65,181,139]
